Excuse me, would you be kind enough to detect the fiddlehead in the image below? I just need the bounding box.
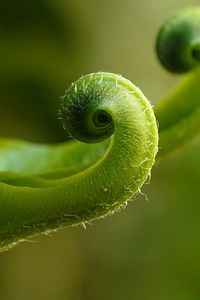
[0,72,158,252]
[156,7,200,73]
[155,7,200,158]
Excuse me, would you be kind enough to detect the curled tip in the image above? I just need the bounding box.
[156,7,200,73]
[60,73,115,143]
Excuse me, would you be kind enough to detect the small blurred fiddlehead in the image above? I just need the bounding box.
[156,7,200,73]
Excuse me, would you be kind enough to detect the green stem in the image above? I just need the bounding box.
[155,67,200,159]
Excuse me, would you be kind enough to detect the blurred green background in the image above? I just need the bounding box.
[0,0,200,299]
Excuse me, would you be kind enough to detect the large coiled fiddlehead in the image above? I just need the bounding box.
[0,72,158,252]
[0,7,200,252]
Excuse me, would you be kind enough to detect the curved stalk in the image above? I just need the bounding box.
[155,67,200,158]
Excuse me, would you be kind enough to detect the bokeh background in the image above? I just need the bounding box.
[0,0,200,299]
